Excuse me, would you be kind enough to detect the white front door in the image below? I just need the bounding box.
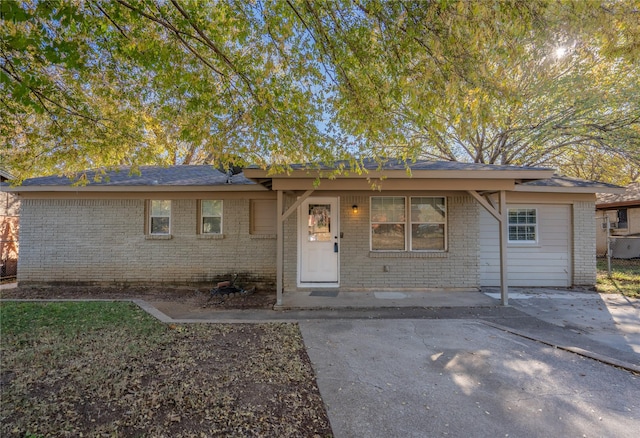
[298,197,339,285]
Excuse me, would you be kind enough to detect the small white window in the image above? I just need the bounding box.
[508,208,537,243]
[149,200,171,235]
[201,200,223,234]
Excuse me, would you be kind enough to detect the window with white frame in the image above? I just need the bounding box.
[508,208,537,242]
[201,200,223,234]
[149,200,171,235]
[410,197,446,250]
[371,196,446,251]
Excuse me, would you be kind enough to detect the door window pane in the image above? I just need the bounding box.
[308,204,331,242]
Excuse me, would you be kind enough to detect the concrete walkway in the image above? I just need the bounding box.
[278,289,495,309]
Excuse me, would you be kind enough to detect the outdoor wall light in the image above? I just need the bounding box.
[352,205,358,214]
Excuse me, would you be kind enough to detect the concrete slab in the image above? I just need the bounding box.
[280,290,495,309]
[299,319,640,438]
[484,288,640,355]
[0,281,17,290]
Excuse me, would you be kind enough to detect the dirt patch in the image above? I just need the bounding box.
[1,285,277,309]
[1,302,332,437]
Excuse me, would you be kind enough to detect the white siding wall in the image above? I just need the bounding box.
[479,204,571,287]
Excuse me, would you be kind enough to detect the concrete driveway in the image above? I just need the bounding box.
[299,318,640,438]
[485,288,640,355]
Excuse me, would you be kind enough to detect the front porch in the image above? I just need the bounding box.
[276,289,495,310]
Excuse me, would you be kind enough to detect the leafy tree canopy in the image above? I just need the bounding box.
[1,0,638,184]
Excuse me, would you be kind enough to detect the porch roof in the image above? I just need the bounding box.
[245,159,559,192]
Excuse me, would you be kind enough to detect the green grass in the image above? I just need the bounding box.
[596,257,640,297]
[0,301,331,437]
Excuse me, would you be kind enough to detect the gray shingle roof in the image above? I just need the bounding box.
[519,175,622,190]
[20,165,255,187]
[0,169,14,181]
[596,182,640,207]
[251,158,552,172]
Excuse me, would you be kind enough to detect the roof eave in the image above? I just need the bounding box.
[596,200,640,209]
[514,185,625,194]
[244,168,555,180]
[2,184,266,193]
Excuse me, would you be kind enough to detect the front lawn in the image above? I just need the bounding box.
[0,301,331,437]
[596,257,640,297]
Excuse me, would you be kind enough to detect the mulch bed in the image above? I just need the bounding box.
[1,285,277,309]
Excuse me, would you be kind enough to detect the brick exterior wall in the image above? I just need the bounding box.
[18,198,276,286]
[573,201,597,286]
[282,193,480,291]
[17,193,596,290]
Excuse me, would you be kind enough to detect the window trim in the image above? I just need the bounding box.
[507,207,538,244]
[370,196,406,251]
[199,199,223,235]
[148,199,171,236]
[617,208,628,229]
[370,196,447,252]
[410,196,447,252]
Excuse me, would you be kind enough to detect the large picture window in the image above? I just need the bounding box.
[508,208,537,242]
[371,196,446,251]
[201,200,223,234]
[149,200,171,235]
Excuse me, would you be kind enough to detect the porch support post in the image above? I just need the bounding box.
[276,190,284,306]
[467,190,509,306]
[275,189,314,306]
[498,190,509,306]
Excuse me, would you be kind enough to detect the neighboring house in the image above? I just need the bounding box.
[2,160,622,305]
[596,182,640,258]
[0,169,20,281]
